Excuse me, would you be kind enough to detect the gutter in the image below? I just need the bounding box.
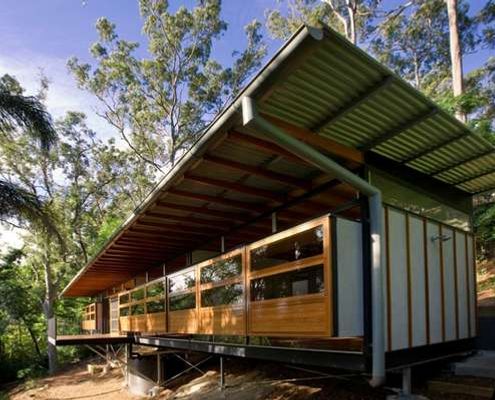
[242,96,385,387]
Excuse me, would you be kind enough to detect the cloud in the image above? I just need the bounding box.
[0,50,119,141]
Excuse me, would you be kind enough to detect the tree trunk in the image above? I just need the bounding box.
[22,318,43,362]
[346,0,357,44]
[42,253,58,374]
[446,0,466,122]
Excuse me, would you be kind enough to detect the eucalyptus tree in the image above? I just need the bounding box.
[370,0,476,94]
[69,0,266,176]
[265,0,379,43]
[446,0,466,121]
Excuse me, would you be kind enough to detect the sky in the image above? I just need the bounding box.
[0,0,492,249]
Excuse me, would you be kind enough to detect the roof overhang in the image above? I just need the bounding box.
[62,25,495,297]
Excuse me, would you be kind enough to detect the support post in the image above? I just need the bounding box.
[221,236,225,253]
[219,356,225,390]
[402,367,411,396]
[271,212,277,233]
[157,354,162,386]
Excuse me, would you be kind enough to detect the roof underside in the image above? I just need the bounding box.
[62,26,495,297]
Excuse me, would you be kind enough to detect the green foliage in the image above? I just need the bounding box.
[69,0,266,172]
[265,0,379,43]
[371,0,476,91]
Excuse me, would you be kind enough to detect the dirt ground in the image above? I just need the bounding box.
[4,357,495,400]
[478,260,495,307]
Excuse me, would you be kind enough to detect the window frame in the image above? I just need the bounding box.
[197,248,245,309]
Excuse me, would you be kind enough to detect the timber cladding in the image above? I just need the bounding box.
[246,217,332,337]
[81,303,97,331]
[383,205,477,352]
[113,215,333,338]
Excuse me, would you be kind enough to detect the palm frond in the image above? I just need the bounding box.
[0,91,57,151]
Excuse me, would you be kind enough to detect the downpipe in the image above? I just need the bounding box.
[242,96,386,387]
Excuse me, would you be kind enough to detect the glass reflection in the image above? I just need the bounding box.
[201,283,243,307]
[146,300,165,313]
[169,270,196,294]
[169,292,196,311]
[250,264,324,301]
[250,226,324,271]
[201,255,242,284]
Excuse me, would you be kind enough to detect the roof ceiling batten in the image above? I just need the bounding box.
[359,108,438,151]
[167,188,264,212]
[143,211,233,228]
[202,154,312,190]
[154,200,250,221]
[312,75,394,133]
[227,131,305,163]
[129,227,206,238]
[184,173,287,202]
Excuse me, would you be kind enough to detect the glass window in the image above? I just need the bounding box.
[119,307,130,317]
[200,255,242,284]
[146,300,165,314]
[201,283,243,307]
[131,288,145,302]
[119,293,129,305]
[169,293,196,311]
[147,281,165,298]
[370,169,471,230]
[250,226,324,271]
[131,304,145,315]
[169,270,196,294]
[250,264,324,301]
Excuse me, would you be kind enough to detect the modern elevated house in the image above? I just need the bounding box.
[52,25,492,388]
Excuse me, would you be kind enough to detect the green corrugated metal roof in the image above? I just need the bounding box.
[258,27,495,194]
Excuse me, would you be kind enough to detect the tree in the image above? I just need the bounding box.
[478,0,495,48]
[265,0,379,43]
[68,0,266,176]
[370,0,476,94]
[446,0,467,122]
[0,77,145,373]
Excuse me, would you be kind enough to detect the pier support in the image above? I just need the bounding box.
[219,356,225,390]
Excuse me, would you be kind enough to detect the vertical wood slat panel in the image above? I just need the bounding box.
[426,222,443,344]
[466,236,476,337]
[406,214,413,348]
[384,207,391,352]
[439,225,446,342]
[453,232,460,340]
[442,227,457,342]
[423,217,431,345]
[409,215,427,347]
[388,208,409,351]
[455,231,469,339]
